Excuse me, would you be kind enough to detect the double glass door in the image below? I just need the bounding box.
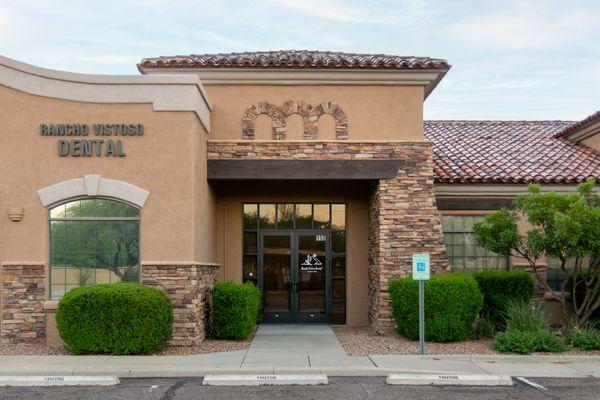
[260,231,329,323]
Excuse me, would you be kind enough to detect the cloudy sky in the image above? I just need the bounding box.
[0,0,598,120]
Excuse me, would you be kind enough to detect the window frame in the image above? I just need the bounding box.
[48,196,142,299]
[442,213,509,273]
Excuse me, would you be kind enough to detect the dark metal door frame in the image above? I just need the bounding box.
[259,229,331,323]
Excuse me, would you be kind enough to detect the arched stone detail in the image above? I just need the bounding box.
[242,101,286,140]
[280,100,319,139]
[241,100,348,140]
[314,101,349,139]
[37,174,149,208]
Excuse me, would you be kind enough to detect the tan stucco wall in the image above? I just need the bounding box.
[0,85,217,267]
[213,181,370,326]
[203,85,424,141]
[582,134,600,152]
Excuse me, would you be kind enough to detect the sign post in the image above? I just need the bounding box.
[412,253,430,355]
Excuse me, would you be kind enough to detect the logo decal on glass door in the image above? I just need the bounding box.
[300,254,323,272]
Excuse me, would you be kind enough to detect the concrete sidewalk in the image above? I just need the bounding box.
[0,325,598,378]
[0,353,598,378]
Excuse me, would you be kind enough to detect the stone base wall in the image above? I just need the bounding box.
[1,263,46,344]
[368,143,449,333]
[208,140,449,334]
[142,263,218,346]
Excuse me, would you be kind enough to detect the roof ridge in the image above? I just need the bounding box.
[425,119,575,123]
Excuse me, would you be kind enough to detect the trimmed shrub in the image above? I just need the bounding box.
[494,329,566,354]
[211,281,261,339]
[473,270,535,329]
[56,283,173,355]
[389,274,483,342]
[569,330,600,351]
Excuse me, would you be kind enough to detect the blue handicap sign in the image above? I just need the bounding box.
[417,262,425,272]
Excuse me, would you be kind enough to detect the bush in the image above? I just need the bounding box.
[473,270,535,329]
[211,281,261,339]
[569,330,600,350]
[504,300,548,332]
[389,274,483,342]
[569,272,600,323]
[474,317,497,339]
[56,283,173,355]
[494,329,566,354]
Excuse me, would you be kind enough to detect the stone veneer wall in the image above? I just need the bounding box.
[1,263,46,344]
[208,140,449,333]
[142,263,218,346]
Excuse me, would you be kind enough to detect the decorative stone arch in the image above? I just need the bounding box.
[37,174,150,208]
[314,101,349,139]
[280,100,319,139]
[242,101,286,139]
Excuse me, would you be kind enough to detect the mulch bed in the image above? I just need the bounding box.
[0,328,256,356]
[332,326,600,356]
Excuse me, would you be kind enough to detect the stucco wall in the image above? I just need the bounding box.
[203,85,424,141]
[0,85,215,265]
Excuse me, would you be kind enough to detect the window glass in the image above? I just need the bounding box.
[243,204,258,229]
[50,198,140,299]
[295,204,312,229]
[331,204,346,230]
[243,231,258,253]
[332,231,346,253]
[442,215,508,273]
[259,204,276,229]
[313,204,330,229]
[277,204,294,229]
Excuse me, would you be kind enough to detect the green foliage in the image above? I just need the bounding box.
[474,317,496,339]
[504,300,548,332]
[473,180,600,325]
[569,330,600,351]
[56,283,173,355]
[494,329,566,354]
[211,281,261,340]
[473,270,535,330]
[473,208,522,257]
[389,274,483,342]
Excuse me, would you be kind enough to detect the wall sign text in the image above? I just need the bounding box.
[40,123,144,157]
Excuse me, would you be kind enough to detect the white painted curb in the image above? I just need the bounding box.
[0,375,120,386]
[386,374,513,386]
[203,374,328,386]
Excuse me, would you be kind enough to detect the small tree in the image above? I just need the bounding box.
[473,180,600,325]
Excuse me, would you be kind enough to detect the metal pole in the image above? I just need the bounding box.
[419,279,425,355]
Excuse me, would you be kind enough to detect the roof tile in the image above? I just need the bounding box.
[426,120,600,184]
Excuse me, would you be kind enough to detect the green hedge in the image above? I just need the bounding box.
[473,270,535,329]
[570,330,600,351]
[56,283,173,355]
[389,274,483,342]
[494,329,566,354]
[211,281,261,339]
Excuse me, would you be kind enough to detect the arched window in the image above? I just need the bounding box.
[49,198,140,299]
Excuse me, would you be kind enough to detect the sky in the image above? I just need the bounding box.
[0,0,598,121]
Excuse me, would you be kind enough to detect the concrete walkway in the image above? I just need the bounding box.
[0,325,598,378]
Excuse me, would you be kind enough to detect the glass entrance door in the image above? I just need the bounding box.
[295,232,329,323]
[260,234,293,323]
[259,231,330,323]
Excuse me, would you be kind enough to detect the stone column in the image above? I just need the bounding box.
[142,263,218,346]
[368,144,449,333]
[1,263,46,344]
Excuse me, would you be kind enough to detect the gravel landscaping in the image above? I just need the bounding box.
[332,326,496,355]
[0,328,255,356]
[332,326,600,356]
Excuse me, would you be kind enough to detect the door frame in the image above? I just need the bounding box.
[258,229,331,323]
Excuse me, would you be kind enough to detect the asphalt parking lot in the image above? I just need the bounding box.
[0,376,599,400]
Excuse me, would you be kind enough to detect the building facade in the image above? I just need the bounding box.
[1,51,599,346]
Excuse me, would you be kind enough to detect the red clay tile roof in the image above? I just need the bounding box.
[425,120,600,184]
[555,111,600,138]
[138,50,450,71]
